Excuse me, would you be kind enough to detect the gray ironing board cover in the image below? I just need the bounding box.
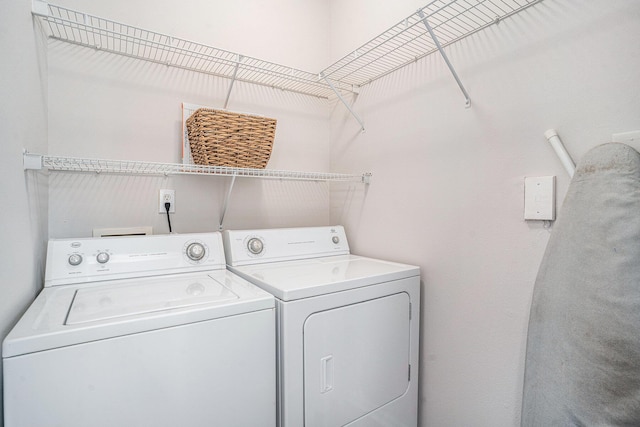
[522,143,640,426]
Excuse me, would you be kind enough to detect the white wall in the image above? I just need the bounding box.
[0,1,49,425]
[47,0,332,237]
[329,1,640,426]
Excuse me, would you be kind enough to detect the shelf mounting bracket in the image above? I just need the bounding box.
[223,55,243,110]
[417,10,471,108]
[32,0,50,16]
[218,175,237,230]
[23,151,43,170]
[320,73,365,132]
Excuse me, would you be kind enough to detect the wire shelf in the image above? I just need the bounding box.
[321,0,542,87]
[24,153,371,184]
[31,1,354,99]
[32,0,543,102]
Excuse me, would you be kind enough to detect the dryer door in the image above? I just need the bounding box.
[303,292,411,426]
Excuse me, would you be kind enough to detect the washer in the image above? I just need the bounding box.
[3,232,276,427]
[223,226,420,427]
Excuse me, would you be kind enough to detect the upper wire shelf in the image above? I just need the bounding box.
[31,0,353,99]
[321,0,542,88]
[31,0,543,128]
[23,153,372,184]
[32,0,542,99]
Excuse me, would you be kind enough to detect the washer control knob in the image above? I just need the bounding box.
[186,242,206,261]
[332,236,340,244]
[96,252,110,264]
[247,238,264,255]
[68,254,83,266]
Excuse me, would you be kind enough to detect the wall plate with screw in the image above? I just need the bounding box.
[159,189,175,213]
[524,176,555,221]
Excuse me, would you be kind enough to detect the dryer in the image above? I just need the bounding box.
[3,232,276,427]
[223,226,420,427]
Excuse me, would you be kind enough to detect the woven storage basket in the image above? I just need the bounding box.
[186,108,276,169]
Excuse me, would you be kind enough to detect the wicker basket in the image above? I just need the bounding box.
[186,108,276,169]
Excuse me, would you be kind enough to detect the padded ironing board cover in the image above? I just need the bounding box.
[522,143,640,426]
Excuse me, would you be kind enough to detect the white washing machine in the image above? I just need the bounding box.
[223,226,420,427]
[3,232,276,427]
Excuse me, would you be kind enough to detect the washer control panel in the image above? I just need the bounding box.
[223,226,350,266]
[45,232,224,287]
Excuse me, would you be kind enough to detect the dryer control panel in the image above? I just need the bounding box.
[44,232,226,287]
[223,226,350,266]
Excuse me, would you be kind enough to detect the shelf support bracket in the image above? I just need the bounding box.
[23,151,43,170]
[320,73,365,132]
[32,0,50,16]
[417,10,471,108]
[218,175,237,230]
[223,55,243,110]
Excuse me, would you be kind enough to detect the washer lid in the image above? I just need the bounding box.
[2,270,274,358]
[66,275,237,325]
[228,254,420,301]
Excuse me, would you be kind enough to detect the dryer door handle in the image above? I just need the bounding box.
[320,355,334,393]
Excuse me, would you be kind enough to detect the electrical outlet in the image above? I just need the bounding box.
[159,189,175,213]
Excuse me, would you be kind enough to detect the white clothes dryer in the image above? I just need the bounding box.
[223,226,420,427]
[3,232,276,427]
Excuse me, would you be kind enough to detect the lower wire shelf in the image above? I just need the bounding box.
[23,152,372,184]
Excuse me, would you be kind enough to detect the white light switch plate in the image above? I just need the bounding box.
[524,176,555,221]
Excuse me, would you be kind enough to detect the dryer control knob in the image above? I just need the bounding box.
[247,238,264,255]
[68,254,83,266]
[186,242,206,261]
[332,236,340,244]
[96,252,110,264]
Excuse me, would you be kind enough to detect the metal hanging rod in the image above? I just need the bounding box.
[23,152,372,184]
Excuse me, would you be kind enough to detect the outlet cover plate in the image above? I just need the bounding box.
[159,189,175,213]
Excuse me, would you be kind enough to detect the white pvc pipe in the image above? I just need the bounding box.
[544,129,575,178]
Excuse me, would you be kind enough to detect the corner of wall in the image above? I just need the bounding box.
[0,1,49,425]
